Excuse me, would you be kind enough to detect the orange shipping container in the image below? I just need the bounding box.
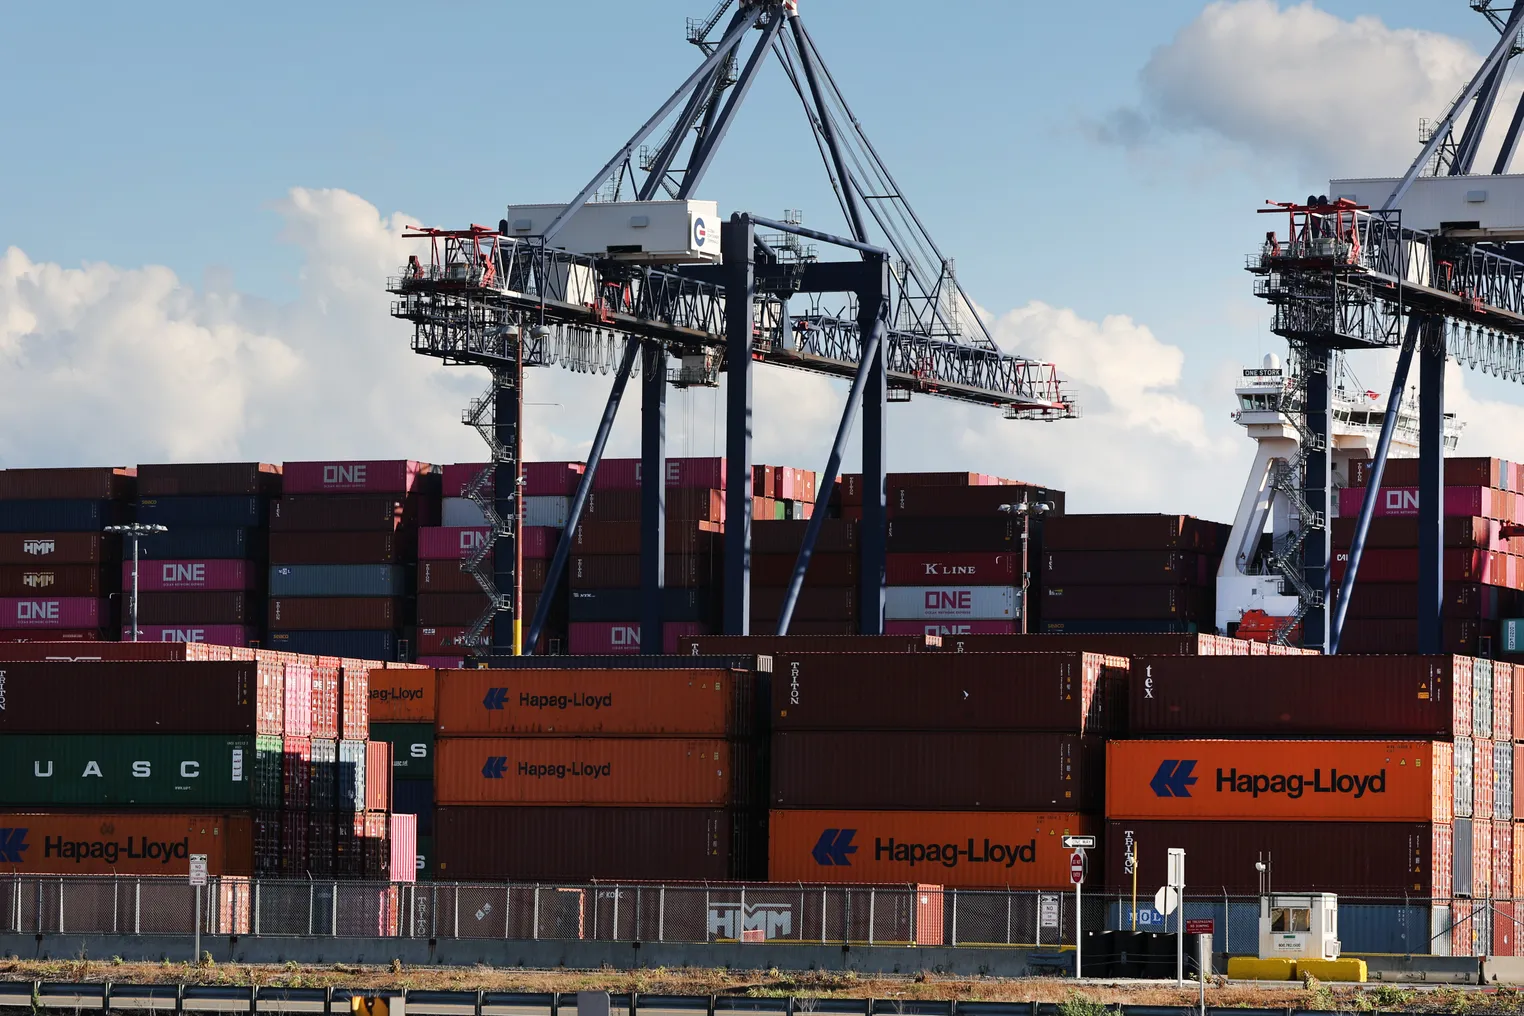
[436,668,750,736]
[769,810,1093,889]
[368,668,435,722]
[435,737,743,806]
[0,813,255,876]
[1106,740,1453,822]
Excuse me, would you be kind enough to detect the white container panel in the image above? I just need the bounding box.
[884,585,1020,620]
[503,200,722,263]
[442,498,488,527]
[523,496,571,528]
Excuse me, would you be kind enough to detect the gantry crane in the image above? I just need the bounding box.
[388,0,1075,657]
[1245,1,1524,653]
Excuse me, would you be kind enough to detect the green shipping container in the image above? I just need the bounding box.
[0,734,284,808]
[369,723,434,778]
[416,834,433,881]
[1506,619,1524,653]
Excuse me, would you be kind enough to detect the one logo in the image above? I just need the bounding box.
[1150,760,1199,798]
[482,687,509,710]
[693,217,709,248]
[21,573,53,589]
[15,602,59,621]
[0,828,29,864]
[481,756,508,779]
[1385,489,1419,512]
[811,828,858,866]
[323,464,368,486]
[21,540,55,556]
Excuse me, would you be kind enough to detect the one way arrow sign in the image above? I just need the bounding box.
[482,687,508,710]
[481,756,508,779]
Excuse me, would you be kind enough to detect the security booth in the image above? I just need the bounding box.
[1260,893,1341,961]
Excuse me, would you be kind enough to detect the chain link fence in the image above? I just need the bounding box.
[0,876,1503,954]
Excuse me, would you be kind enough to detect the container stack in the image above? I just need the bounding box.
[0,468,133,642]
[367,667,436,879]
[1106,654,1510,957]
[433,666,764,881]
[1336,457,1524,656]
[416,461,580,664]
[567,456,726,653]
[751,464,818,523]
[750,518,854,635]
[131,463,281,647]
[268,460,441,662]
[1042,514,1226,635]
[767,651,1117,888]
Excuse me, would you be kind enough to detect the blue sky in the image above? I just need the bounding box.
[2,1,1520,518]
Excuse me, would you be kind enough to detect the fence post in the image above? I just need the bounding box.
[431,883,438,940]
[950,890,958,947]
[454,883,460,939]
[739,886,746,944]
[1223,892,1230,955]
[659,886,665,943]
[253,880,260,937]
[1006,891,1012,945]
[705,888,711,943]
[613,885,621,942]
[331,882,338,938]
[504,882,511,940]
[57,878,63,934]
[822,887,827,945]
[868,889,875,947]
[308,882,315,937]
[533,885,540,940]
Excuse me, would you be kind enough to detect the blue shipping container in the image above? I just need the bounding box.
[141,528,261,560]
[269,564,407,597]
[267,630,399,660]
[0,499,128,533]
[137,496,266,528]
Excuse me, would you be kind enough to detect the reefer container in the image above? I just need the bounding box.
[135,462,280,497]
[125,560,255,592]
[370,723,433,778]
[0,468,135,501]
[884,586,1018,620]
[771,651,1125,736]
[772,731,1101,811]
[1103,820,1451,896]
[0,533,114,565]
[434,737,746,806]
[0,734,282,808]
[269,598,400,630]
[0,597,102,629]
[1107,740,1454,822]
[281,460,438,495]
[0,566,111,597]
[389,813,417,882]
[1128,655,1476,738]
[136,496,266,528]
[768,809,1092,889]
[370,669,437,721]
[269,565,408,598]
[0,660,283,734]
[435,806,760,881]
[435,667,755,737]
[0,500,128,533]
[0,812,258,876]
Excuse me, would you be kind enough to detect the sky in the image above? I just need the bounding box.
[3,0,1524,521]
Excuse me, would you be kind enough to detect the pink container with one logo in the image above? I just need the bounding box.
[282,460,435,495]
[1,597,101,628]
[444,462,585,498]
[417,526,558,560]
[122,625,257,647]
[591,457,727,491]
[883,620,1021,637]
[567,620,711,655]
[123,559,255,592]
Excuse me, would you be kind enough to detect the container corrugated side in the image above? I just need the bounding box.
[0,534,115,565]
[0,501,129,533]
[136,496,265,528]
[268,598,400,630]
[0,735,281,808]
[369,669,436,722]
[135,462,280,497]
[0,468,135,501]
[370,723,433,778]
[268,565,407,598]
[0,660,282,734]
[0,812,256,876]
[281,460,438,495]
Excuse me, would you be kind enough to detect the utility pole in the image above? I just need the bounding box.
[105,523,168,641]
[1000,499,1053,633]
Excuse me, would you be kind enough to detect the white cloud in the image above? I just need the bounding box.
[1101,0,1497,179]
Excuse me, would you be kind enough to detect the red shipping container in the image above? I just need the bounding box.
[135,462,279,497]
[283,736,313,810]
[0,641,238,661]
[124,559,255,592]
[589,457,727,491]
[1478,738,1497,820]
[280,809,309,876]
[311,662,340,740]
[269,532,403,565]
[122,624,255,647]
[0,659,284,734]
[307,815,335,877]
[569,621,643,655]
[1357,456,1507,489]
[0,629,105,643]
[268,598,399,630]
[339,661,371,739]
[1499,662,1516,742]
[284,661,313,738]
[419,526,558,562]
[778,467,797,500]
[444,461,585,498]
[1475,818,1495,899]
[419,656,468,668]
[366,739,392,812]
[1337,485,1515,520]
[1332,516,1502,550]
[136,591,257,625]
[282,460,437,495]
[0,566,112,597]
[1496,821,1514,900]
[1331,548,1501,584]
[0,597,101,628]
[752,464,776,499]
[751,553,855,587]
[390,813,418,883]
[0,533,116,565]
[0,467,136,500]
[571,520,723,556]
[885,552,1016,585]
[1340,618,1492,655]
[884,620,1020,636]
[1497,900,1517,958]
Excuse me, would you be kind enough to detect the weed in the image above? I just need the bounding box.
[1057,992,1115,1016]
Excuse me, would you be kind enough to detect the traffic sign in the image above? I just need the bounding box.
[1062,835,1097,850]
[1070,851,1085,884]
[1186,919,1215,935]
[1154,885,1180,915]
[188,854,208,888]
[1039,894,1060,929]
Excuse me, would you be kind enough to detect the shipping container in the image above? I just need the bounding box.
[884,620,1020,637]
[1341,618,1493,656]
[434,737,746,806]
[749,587,856,622]
[268,598,400,630]
[588,457,727,491]
[1127,655,1476,738]
[370,723,433,778]
[0,533,115,565]
[751,553,857,587]
[283,661,312,738]
[884,585,1018,620]
[1498,662,1515,742]
[136,592,257,625]
[0,468,135,501]
[0,597,102,629]
[417,593,493,627]
[125,625,256,647]
[310,738,337,812]
[435,806,759,881]
[136,496,265,528]
[445,462,585,499]
[281,460,438,495]
[769,809,1091,889]
[883,553,1017,586]
[1044,585,1212,621]
[123,560,255,592]
[569,588,716,623]
[338,662,371,739]
[773,731,1101,811]
[268,532,404,565]
[569,554,720,589]
[1355,456,1508,489]
[269,565,408,598]
[1102,820,1450,896]
[338,739,367,811]
[1497,820,1514,899]
[135,462,281,498]
[1044,515,1227,553]
[564,620,713,656]
[1107,740,1453,822]
[366,740,392,812]
[394,777,433,835]
[1331,549,1506,585]
[0,660,283,734]
[569,521,722,557]
[0,566,112,597]
[0,500,129,533]
[0,812,258,876]
[753,520,857,554]
[267,630,398,661]
[442,498,488,528]
[1498,740,1515,821]
[140,528,261,561]
[1043,550,1212,586]
[1337,485,1516,520]
[1332,515,1499,550]
[772,651,1124,735]
[887,517,1018,553]
[680,634,937,655]
[0,630,106,643]
[436,667,754,737]
[1338,582,1508,620]
[0,734,282,808]
[311,662,340,740]
[888,484,1066,518]
[369,669,437,721]
[283,736,312,810]
[0,641,238,662]
[390,813,417,882]
[270,496,418,533]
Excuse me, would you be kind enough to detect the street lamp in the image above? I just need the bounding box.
[104,523,168,642]
[998,500,1054,634]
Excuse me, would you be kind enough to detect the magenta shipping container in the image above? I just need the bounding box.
[1337,485,1516,520]
[444,461,585,498]
[885,552,1016,585]
[419,526,557,561]
[590,457,727,491]
[122,559,255,592]
[123,625,257,647]
[0,597,101,628]
[281,460,436,495]
[883,620,1020,637]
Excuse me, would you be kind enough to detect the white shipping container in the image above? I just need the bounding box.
[442,496,571,528]
[502,200,722,264]
[442,498,488,527]
[884,585,1021,620]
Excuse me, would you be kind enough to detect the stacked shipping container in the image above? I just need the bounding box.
[367,667,436,879]
[268,460,441,662]
[0,468,133,642]
[131,463,281,647]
